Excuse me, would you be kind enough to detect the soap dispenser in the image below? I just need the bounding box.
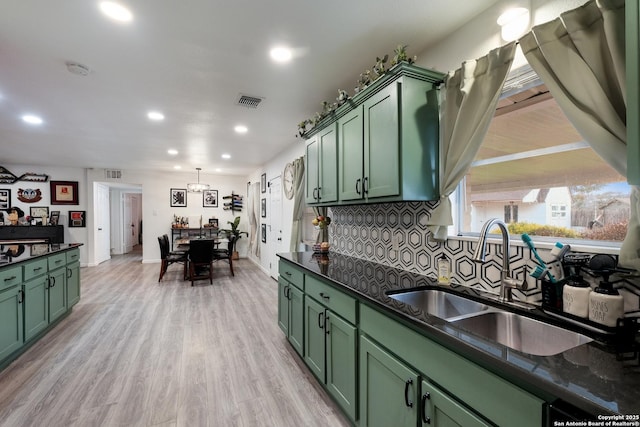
[588,275,624,328]
[562,275,591,318]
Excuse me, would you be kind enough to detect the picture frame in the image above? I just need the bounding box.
[261,223,267,243]
[261,198,266,218]
[261,173,267,193]
[0,189,10,210]
[30,206,49,219]
[208,218,219,228]
[170,188,187,207]
[68,211,86,227]
[203,189,218,207]
[49,211,60,226]
[50,181,79,205]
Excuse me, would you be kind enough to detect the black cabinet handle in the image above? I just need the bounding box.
[18,290,24,304]
[317,187,322,200]
[363,177,369,194]
[356,178,361,194]
[284,271,292,276]
[34,267,43,271]
[4,276,16,282]
[284,285,290,299]
[67,268,72,279]
[319,292,330,301]
[313,188,318,200]
[50,276,56,288]
[318,311,324,329]
[421,392,431,424]
[404,379,413,408]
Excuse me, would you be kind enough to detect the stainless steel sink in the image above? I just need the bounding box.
[387,289,491,320]
[451,311,592,356]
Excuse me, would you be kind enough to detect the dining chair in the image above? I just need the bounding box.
[188,239,216,285]
[212,235,235,276]
[158,235,188,282]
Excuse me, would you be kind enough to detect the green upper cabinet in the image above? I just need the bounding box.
[305,124,338,205]
[306,63,444,206]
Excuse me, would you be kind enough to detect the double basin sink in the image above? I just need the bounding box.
[388,288,592,356]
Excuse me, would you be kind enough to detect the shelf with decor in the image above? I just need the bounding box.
[223,192,243,212]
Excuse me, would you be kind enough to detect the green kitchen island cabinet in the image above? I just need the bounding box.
[0,244,82,372]
[305,124,338,205]
[304,274,358,422]
[0,266,24,362]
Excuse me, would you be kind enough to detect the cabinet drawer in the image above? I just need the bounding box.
[306,275,356,324]
[48,253,67,271]
[23,258,48,281]
[0,266,22,292]
[66,248,80,264]
[278,260,304,291]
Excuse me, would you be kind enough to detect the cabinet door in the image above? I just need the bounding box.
[48,268,67,323]
[24,275,49,342]
[360,335,419,427]
[318,125,338,203]
[0,286,23,361]
[420,380,490,427]
[66,261,80,308]
[277,278,290,336]
[338,107,364,202]
[304,297,326,380]
[326,312,357,422]
[305,137,320,204]
[288,285,304,357]
[364,82,400,199]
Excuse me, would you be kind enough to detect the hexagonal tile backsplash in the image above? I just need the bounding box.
[329,202,539,301]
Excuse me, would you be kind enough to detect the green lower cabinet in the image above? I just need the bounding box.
[66,261,80,308]
[48,268,67,323]
[0,286,23,361]
[278,278,290,336]
[304,295,358,422]
[278,277,304,357]
[359,335,419,427]
[420,380,490,427]
[23,275,49,342]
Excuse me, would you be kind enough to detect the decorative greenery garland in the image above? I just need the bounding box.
[297,45,417,138]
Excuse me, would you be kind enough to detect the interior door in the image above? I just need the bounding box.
[123,193,134,253]
[269,176,282,279]
[94,183,111,264]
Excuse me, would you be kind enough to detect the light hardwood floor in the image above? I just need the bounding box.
[0,248,351,427]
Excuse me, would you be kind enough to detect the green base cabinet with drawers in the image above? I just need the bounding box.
[0,266,24,362]
[277,260,305,357]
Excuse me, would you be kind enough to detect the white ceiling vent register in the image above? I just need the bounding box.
[237,94,264,109]
[105,169,122,179]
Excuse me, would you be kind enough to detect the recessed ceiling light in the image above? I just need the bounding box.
[22,114,43,125]
[270,46,292,63]
[167,149,178,155]
[99,2,133,22]
[148,111,165,121]
[174,165,182,170]
[221,154,231,159]
[215,168,222,172]
[234,125,248,134]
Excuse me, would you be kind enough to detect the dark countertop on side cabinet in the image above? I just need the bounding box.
[0,243,83,268]
[278,251,640,417]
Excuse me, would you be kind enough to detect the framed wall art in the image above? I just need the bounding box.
[30,206,49,219]
[203,189,218,207]
[49,211,60,225]
[50,181,79,205]
[261,223,267,243]
[68,211,86,227]
[0,189,10,210]
[261,198,266,218]
[261,173,266,193]
[170,188,187,207]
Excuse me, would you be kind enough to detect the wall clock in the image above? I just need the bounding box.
[283,162,295,200]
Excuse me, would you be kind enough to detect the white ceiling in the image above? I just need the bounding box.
[0,0,500,176]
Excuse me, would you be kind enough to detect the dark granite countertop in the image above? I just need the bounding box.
[278,251,640,417]
[0,243,82,268]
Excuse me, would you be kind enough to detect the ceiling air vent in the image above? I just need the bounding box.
[105,169,122,180]
[237,94,264,109]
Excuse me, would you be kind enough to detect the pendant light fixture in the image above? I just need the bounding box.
[187,167,210,193]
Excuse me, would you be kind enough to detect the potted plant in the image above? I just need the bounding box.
[222,216,248,260]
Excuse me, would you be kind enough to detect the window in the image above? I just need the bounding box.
[458,67,631,243]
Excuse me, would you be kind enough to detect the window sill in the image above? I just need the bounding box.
[452,234,620,256]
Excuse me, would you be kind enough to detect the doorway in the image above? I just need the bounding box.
[268,176,282,279]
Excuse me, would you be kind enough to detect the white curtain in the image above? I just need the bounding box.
[520,0,639,270]
[289,157,305,251]
[247,182,260,258]
[426,42,517,241]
